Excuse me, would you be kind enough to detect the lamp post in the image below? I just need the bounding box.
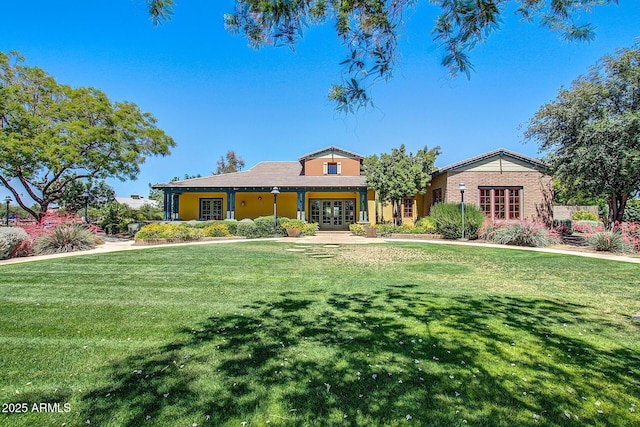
[458,183,467,239]
[82,189,90,223]
[271,187,280,235]
[4,196,11,227]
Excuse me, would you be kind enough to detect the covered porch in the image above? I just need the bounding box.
[161,187,371,230]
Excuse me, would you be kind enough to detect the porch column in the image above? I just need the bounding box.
[359,191,369,222]
[164,190,173,221]
[172,193,180,220]
[226,190,236,220]
[297,191,306,221]
[162,191,168,220]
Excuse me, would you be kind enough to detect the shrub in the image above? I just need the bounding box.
[553,219,574,235]
[220,220,238,235]
[482,221,560,247]
[430,202,485,239]
[415,217,437,233]
[97,202,135,234]
[573,220,603,234]
[623,200,640,222]
[281,218,305,230]
[301,222,319,236]
[254,216,286,237]
[236,220,260,238]
[135,223,203,240]
[33,224,97,255]
[0,227,29,259]
[587,231,629,252]
[572,210,598,221]
[374,223,397,237]
[202,223,232,237]
[349,223,366,236]
[616,222,640,252]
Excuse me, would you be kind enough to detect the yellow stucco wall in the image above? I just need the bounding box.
[176,190,372,223]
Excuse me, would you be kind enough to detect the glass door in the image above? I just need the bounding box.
[332,201,343,226]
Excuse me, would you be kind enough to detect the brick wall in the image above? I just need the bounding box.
[427,170,553,223]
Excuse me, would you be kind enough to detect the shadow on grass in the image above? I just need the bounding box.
[78,286,639,426]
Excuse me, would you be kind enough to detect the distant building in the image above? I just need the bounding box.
[115,195,160,210]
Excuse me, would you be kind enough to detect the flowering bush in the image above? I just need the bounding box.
[349,223,366,236]
[586,231,629,252]
[573,220,604,234]
[14,212,101,257]
[615,222,640,252]
[135,223,203,240]
[480,220,559,247]
[571,210,599,221]
[202,223,232,237]
[301,222,319,236]
[0,227,29,259]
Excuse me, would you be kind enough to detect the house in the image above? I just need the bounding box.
[115,195,160,210]
[153,146,373,229]
[153,146,553,229]
[422,148,553,224]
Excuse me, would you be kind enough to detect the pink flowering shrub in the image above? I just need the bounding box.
[15,212,102,257]
[479,220,559,247]
[615,222,640,252]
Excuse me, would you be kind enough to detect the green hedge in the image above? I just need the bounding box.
[430,202,485,239]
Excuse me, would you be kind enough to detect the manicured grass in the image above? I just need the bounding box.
[0,242,638,426]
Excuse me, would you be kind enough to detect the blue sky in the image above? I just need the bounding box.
[1,1,639,201]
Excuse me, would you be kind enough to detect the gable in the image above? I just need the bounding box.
[434,148,545,176]
[454,156,541,173]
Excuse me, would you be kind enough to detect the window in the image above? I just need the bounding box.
[432,188,443,205]
[479,189,491,217]
[494,189,506,220]
[403,198,414,218]
[323,161,342,175]
[509,190,521,220]
[200,198,223,220]
[478,187,522,221]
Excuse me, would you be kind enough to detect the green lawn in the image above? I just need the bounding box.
[0,242,638,426]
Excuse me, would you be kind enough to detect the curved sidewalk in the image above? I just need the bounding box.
[2,235,640,265]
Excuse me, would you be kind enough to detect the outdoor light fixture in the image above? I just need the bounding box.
[241,201,246,207]
[4,196,11,227]
[458,182,467,239]
[82,189,90,223]
[271,187,280,234]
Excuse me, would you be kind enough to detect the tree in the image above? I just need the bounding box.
[364,144,440,225]
[147,0,617,111]
[59,180,115,213]
[215,150,245,175]
[524,44,640,225]
[0,52,175,223]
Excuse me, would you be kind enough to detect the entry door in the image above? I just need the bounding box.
[321,200,344,229]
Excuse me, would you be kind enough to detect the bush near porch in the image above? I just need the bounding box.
[134,217,319,243]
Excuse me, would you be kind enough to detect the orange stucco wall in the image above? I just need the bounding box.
[304,158,361,176]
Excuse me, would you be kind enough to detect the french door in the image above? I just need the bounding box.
[310,199,355,229]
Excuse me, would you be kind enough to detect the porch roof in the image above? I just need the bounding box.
[153,161,367,191]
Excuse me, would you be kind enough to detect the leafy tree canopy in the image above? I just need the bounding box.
[147,0,617,112]
[364,144,439,224]
[525,43,640,225]
[59,180,115,213]
[215,150,245,174]
[0,52,175,222]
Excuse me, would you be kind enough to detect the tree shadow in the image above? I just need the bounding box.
[78,286,639,426]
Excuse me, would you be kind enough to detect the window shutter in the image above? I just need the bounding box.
[323,162,328,174]
[337,162,342,175]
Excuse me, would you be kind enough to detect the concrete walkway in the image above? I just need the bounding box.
[2,233,640,265]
